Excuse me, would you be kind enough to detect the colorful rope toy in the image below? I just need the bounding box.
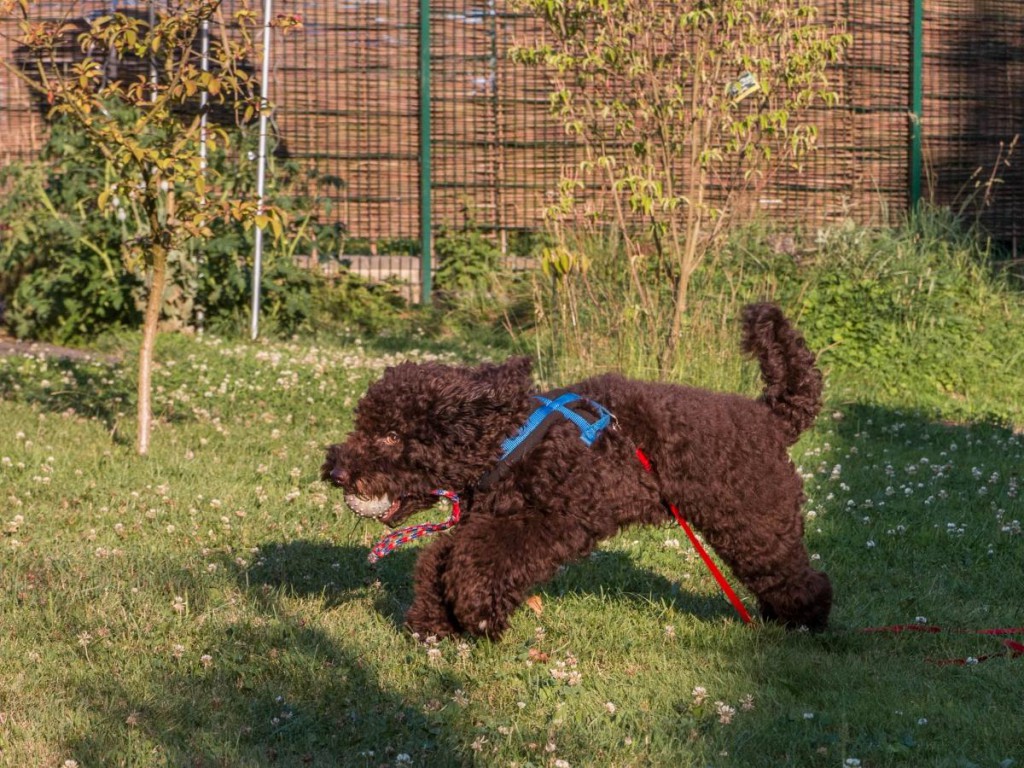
[367,489,461,564]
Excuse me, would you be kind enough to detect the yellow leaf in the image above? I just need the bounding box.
[525,595,544,616]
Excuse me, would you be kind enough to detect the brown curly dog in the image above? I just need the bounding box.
[322,303,831,639]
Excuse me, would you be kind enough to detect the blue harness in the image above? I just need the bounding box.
[474,391,614,492]
[500,392,612,456]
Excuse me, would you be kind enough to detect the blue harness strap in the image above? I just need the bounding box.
[531,393,611,448]
[499,392,611,459]
[476,391,614,492]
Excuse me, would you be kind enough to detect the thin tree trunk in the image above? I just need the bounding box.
[661,65,708,374]
[137,244,167,455]
[137,190,173,455]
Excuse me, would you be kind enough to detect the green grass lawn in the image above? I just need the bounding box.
[1,332,1022,767]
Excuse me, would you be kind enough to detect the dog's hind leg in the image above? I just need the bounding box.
[696,514,832,630]
[405,536,463,639]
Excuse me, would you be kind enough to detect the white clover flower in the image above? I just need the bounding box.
[715,701,736,724]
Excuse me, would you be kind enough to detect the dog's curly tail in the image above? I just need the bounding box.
[740,303,823,444]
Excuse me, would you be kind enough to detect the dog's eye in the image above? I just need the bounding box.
[381,432,400,446]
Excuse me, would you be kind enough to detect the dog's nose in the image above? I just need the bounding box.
[330,467,350,487]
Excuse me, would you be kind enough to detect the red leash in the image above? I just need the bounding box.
[861,624,1024,665]
[635,447,753,624]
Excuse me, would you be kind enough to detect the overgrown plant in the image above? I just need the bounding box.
[511,0,850,371]
[1,0,289,454]
[0,118,144,340]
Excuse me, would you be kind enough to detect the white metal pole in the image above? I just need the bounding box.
[250,0,274,340]
[148,1,158,103]
[199,17,209,173]
[196,15,209,334]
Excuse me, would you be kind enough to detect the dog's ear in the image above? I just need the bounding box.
[435,356,534,422]
[488,355,532,382]
[473,356,533,402]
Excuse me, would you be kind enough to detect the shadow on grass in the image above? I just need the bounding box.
[62,549,472,767]
[0,354,131,430]
[812,402,1024,631]
[244,540,738,633]
[62,536,739,767]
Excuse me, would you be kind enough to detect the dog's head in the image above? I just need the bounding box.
[322,356,534,527]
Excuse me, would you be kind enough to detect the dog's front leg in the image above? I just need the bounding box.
[441,512,594,641]
[405,535,463,639]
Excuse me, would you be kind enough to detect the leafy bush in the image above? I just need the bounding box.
[433,226,502,303]
[0,120,142,342]
[310,271,410,337]
[790,212,1023,424]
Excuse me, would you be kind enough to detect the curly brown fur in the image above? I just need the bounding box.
[322,303,831,639]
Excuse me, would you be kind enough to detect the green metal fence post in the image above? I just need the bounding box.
[909,0,924,209]
[419,0,432,305]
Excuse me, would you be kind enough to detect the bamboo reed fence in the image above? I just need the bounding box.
[2,0,1021,288]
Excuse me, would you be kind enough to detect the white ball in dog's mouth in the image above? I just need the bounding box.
[345,494,394,519]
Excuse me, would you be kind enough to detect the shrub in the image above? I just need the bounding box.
[0,119,142,342]
[431,225,536,347]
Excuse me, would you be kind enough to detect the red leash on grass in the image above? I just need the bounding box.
[861,623,1024,665]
